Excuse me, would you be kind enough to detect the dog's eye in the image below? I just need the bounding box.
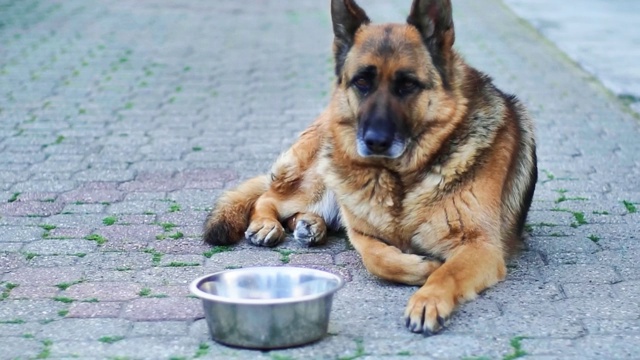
[397,81,418,96]
[353,77,371,93]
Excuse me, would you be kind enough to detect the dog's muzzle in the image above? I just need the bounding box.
[357,126,406,159]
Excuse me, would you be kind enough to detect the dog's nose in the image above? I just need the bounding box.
[364,129,393,154]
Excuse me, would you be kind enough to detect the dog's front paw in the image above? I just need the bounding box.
[293,215,327,247]
[404,286,454,336]
[245,218,285,247]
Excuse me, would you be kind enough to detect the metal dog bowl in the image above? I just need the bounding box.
[190,266,344,349]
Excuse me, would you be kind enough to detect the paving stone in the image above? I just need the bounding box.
[3,266,84,286]
[9,286,59,300]
[62,282,142,302]
[0,201,64,217]
[0,337,42,359]
[0,252,27,272]
[0,300,66,322]
[22,239,97,256]
[38,318,131,341]
[129,321,189,337]
[67,302,124,319]
[122,297,203,321]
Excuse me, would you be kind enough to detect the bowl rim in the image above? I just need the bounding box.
[189,266,345,305]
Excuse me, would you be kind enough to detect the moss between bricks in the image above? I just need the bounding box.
[203,246,232,258]
[98,336,125,344]
[85,234,107,245]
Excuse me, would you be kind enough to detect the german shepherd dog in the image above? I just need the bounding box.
[203,0,537,335]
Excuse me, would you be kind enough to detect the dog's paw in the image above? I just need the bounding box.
[293,216,327,247]
[245,218,285,247]
[404,286,454,336]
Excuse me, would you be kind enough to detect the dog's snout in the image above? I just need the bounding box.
[363,128,393,154]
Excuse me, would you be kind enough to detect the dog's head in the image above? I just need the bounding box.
[330,0,455,160]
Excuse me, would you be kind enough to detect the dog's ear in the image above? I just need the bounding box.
[406,0,454,50]
[331,0,370,76]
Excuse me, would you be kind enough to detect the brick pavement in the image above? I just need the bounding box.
[0,0,639,359]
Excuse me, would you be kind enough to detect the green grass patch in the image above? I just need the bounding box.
[0,319,25,324]
[57,309,68,317]
[276,249,295,264]
[528,222,557,227]
[1,282,18,300]
[163,262,199,267]
[54,135,65,144]
[39,224,56,231]
[83,298,99,303]
[144,248,163,265]
[592,210,609,215]
[36,339,52,359]
[23,333,34,338]
[192,146,202,151]
[549,232,568,237]
[138,288,151,297]
[98,336,125,344]
[116,266,132,271]
[503,336,527,360]
[73,253,86,258]
[168,203,181,212]
[397,351,411,356]
[270,355,294,360]
[540,169,555,183]
[622,200,637,214]
[338,338,365,360]
[570,211,587,228]
[55,279,83,291]
[194,342,209,358]
[168,231,184,240]
[556,195,588,203]
[25,252,38,260]
[8,192,21,202]
[224,265,242,270]
[85,234,107,245]
[588,234,600,243]
[53,296,74,304]
[102,216,117,226]
[203,246,232,258]
[160,222,176,232]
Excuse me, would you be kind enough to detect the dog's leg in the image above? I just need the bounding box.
[245,191,288,247]
[404,241,506,335]
[286,212,328,247]
[348,229,442,286]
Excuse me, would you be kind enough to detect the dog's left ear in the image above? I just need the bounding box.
[406,0,455,51]
[331,0,370,76]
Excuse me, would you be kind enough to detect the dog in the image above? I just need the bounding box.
[203,0,537,335]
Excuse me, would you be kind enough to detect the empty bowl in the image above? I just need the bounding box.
[189,266,344,349]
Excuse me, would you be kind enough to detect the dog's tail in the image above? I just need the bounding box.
[203,175,270,245]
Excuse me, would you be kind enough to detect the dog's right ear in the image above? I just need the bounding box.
[331,0,370,76]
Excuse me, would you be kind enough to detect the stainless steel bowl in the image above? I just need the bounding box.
[190,266,344,349]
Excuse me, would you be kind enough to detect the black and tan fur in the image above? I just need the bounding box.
[203,0,537,335]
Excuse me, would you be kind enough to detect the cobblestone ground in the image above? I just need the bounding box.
[1,0,639,359]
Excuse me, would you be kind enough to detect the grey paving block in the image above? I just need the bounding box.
[130,321,189,337]
[38,318,131,341]
[22,240,97,256]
